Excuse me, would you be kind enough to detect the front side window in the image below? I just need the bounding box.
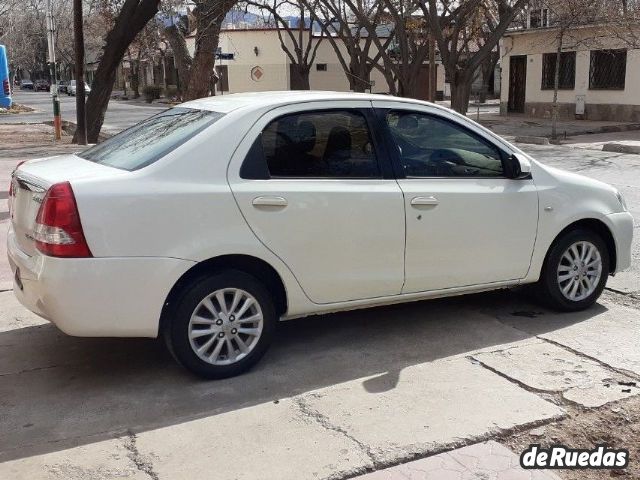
[261,110,380,178]
[80,107,224,171]
[385,111,504,178]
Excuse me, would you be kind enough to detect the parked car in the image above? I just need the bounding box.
[57,81,68,94]
[34,79,50,91]
[8,92,634,379]
[67,80,91,96]
[19,80,34,90]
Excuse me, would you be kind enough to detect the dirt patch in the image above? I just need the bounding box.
[0,103,35,114]
[503,395,640,479]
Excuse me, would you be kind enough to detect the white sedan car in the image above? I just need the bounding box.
[8,92,633,378]
[67,80,91,96]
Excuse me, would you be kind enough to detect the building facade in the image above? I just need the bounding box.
[187,28,446,99]
[500,22,640,121]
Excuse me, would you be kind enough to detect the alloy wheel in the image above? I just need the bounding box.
[556,241,602,302]
[188,288,264,365]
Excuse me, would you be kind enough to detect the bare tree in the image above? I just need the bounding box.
[423,0,530,113]
[161,0,237,100]
[185,0,237,99]
[304,0,391,92]
[339,0,431,97]
[76,0,161,143]
[246,0,323,90]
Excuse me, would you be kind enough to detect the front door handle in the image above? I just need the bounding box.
[411,196,439,206]
[252,196,288,207]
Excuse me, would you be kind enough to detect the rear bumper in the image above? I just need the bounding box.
[606,211,634,273]
[7,228,195,337]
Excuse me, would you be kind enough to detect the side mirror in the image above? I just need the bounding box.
[508,153,532,179]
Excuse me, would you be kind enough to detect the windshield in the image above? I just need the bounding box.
[79,107,224,171]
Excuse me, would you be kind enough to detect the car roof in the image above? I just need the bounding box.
[179,91,444,114]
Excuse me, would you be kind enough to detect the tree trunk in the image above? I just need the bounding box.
[551,32,564,140]
[74,0,159,144]
[131,59,140,98]
[73,0,87,145]
[450,71,473,114]
[397,67,421,99]
[348,61,370,92]
[479,52,498,104]
[163,23,192,98]
[184,1,233,101]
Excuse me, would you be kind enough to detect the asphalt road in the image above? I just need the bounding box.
[1,91,167,134]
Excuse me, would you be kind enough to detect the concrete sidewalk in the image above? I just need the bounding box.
[354,441,560,480]
[477,114,640,140]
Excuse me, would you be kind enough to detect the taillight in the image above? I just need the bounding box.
[34,182,92,258]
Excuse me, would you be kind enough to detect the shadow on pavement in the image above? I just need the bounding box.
[0,289,604,462]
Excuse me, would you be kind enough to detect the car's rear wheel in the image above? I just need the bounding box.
[537,228,609,311]
[164,270,276,379]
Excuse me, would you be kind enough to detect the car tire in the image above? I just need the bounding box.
[164,270,276,379]
[536,228,609,311]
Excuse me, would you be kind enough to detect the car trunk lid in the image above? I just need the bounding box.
[11,154,126,257]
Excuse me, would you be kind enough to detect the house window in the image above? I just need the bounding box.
[529,8,549,28]
[316,63,327,72]
[541,52,576,90]
[590,49,627,90]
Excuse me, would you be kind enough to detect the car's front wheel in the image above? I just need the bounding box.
[537,228,609,311]
[164,270,276,379]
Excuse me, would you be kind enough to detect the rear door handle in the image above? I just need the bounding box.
[252,196,288,207]
[411,196,439,206]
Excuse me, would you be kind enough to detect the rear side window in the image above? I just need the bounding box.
[261,110,380,178]
[80,107,224,171]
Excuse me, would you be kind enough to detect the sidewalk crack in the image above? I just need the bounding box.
[536,336,640,382]
[122,430,159,480]
[293,396,380,470]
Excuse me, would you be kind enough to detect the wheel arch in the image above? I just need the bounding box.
[544,218,617,274]
[160,254,288,334]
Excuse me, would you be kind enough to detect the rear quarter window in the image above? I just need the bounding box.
[79,107,224,171]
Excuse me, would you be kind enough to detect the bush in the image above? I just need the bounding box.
[142,85,162,103]
[164,85,179,99]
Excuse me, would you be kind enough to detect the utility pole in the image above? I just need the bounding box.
[45,0,61,140]
[73,0,87,145]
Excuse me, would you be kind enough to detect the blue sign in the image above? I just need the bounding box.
[0,45,11,109]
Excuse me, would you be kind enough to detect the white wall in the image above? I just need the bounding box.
[187,29,446,96]
[500,26,640,108]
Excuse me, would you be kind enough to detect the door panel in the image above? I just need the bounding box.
[227,102,406,304]
[399,178,538,292]
[508,56,527,113]
[373,101,538,293]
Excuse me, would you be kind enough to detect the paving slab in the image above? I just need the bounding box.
[472,340,639,407]
[354,441,561,480]
[0,436,148,480]
[300,358,563,465]
[135,398,374,480]
[0,358,563,480]
[498,303,640,378]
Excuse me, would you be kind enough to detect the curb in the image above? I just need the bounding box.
[602,143,640,155]
[514,136,550,145]
[43,120,113,141]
